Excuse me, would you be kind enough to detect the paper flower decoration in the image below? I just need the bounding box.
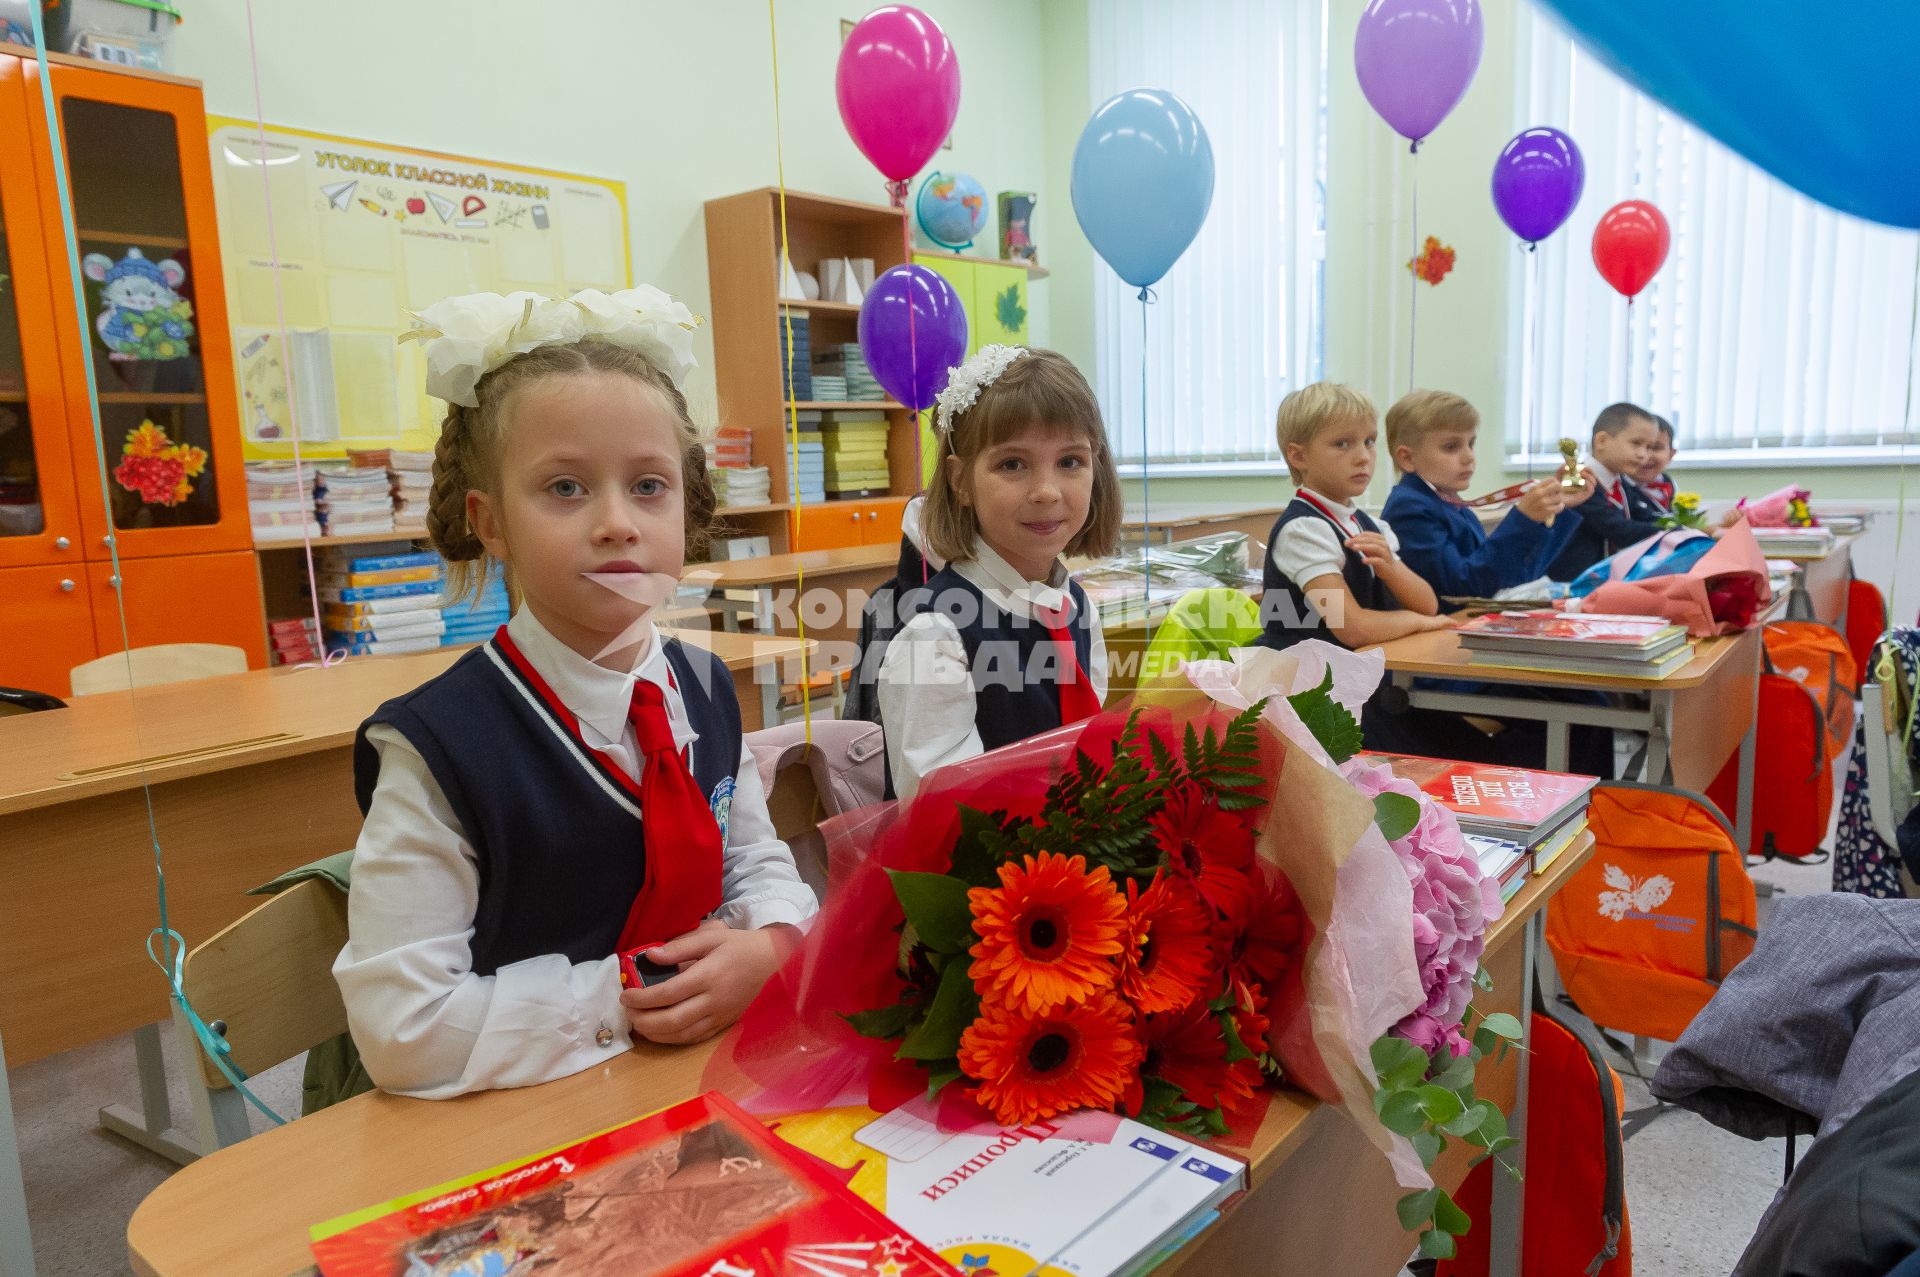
[113,419,208,507]
[1408,236,1457,287]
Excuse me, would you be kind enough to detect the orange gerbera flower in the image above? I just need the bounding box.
[1149,783,1255,916]
[1135,999,1230,1110]
[1118,873,1216,1014]
[969,852,1128,1016]
[958,991,1144,1126]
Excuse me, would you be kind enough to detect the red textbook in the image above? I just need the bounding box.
[1359,752,1597,842]
[309,1091,950,1277]
[1455,610,1686,654]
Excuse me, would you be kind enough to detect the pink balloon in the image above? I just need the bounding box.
[836,6,961,185]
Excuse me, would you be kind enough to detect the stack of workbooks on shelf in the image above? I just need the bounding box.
[266,616,319,667]
[313,462,396,537]
[317,545,445,657]
[1455,610,1694,679]
[820,411,889,498]
[778,308,812,402]
[815,341,882,401]
[786,411,826,503]
[440,566,509,646]
[388,449,433,534]
[1361,753,1599,900]
[243,460,320,543]
[1749,525,1836,556]
[713,465,772,509]
[707,427,752,471]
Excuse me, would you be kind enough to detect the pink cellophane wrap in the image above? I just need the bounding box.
[1177,642,1432,1188]
[1574,519,1772,637]
[1737,484,1811,527]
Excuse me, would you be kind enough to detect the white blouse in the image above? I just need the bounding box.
[334,606,818,1099]
[876,538,1109,800]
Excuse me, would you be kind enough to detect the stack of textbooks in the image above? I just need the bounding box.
[776,1095,1245,1277]
[243,460,320,543]
[441,565,510,645]
[1750,525,1836,556]
[706,427,752,471]
[821,412,889,498]
[1456,610,1695,679]
[388,449,432,534]
[1361,753,1599,900]
[308,1092,953,1277]
[777,308,812,403]
[787,411,826,503]
[318,546,445,657]
[266,616,319,667]
[713,465,772,509]
[815,341,882,401]
[313,462,396,537]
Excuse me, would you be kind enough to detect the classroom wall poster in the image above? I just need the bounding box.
[204,118,632,460]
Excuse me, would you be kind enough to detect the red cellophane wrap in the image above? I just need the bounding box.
[1578,518,1772,636]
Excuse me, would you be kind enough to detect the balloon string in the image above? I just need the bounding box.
[1139,288,1154,607]
[1525,243,1541,480]
[768,0,812,741]
[899,183,922,506]
[1408,146,1420,395]
[1623,296,1633,402]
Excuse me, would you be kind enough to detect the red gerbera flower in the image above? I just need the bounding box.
[1218,975,1272,1110]
[958,991,1144,1126]
[1149,783,1255,916]
[1134,999,1230,1112]
[969,852,1128,1016]
[1117,873,1217,1014]
[1217,866,1311,988]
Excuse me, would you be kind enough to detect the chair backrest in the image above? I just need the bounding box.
[180,878,349,1090]
[747,719,887,900]
[69,643,247,697]
[1864,681,1915,846]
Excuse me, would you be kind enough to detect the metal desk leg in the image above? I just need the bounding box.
[0,1026,34,1277]
[1488,913,1540,1277]
[1543,720,1570,773]
[760,659,781,730]
[97,1021,199,1167]
[1643,692,1674,784]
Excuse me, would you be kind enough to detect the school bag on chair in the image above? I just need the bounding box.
[1706,620,1857,865]
[1546,782,1758,1044]
[1435,1002,1631,1277]
[1847,575,1889,688]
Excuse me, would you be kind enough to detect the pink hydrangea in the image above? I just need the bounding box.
[1342,759,1504,1058]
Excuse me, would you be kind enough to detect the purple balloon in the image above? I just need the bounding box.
[1354,0,1484,146]
[856,265,969,412]
[1491,127,1586,244]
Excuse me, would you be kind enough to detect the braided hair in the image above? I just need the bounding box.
[425,339,718,607]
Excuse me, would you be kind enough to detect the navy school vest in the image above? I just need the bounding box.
[1257,497,1396,652]
[897,565,1096,754]
[352,631,741,977]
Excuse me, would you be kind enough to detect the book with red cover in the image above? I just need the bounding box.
[309,1091,950,1277]
[1456,610,1686,653]
[1360,752,1598,841]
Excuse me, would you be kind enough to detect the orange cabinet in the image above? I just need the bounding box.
[0,50,262,695]
[0,562,98,696]
[790,496,908,552]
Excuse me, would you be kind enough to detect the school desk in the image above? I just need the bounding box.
[0,625,810,1200]
[1370,616,1766,853]
[688,544,898,665]
[122,832,1595,1277]
[1769,532,1858,628]
[1120,500,1287,550]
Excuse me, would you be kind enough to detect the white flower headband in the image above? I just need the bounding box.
[934,343,1029,435]
[401,286,703,407]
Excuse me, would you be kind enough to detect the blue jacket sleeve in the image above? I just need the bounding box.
[1575,492,1661,553]
[1388,492,1557,599]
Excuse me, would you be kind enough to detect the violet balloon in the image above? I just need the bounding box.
[836,6,962,186]
[1491,127,1585,244]
[1354,0,1484,146]
[857,265,969,412]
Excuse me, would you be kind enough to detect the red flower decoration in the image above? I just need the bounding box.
[1219,976,1271,1110]
[1706,573,1761,630]
[959,991,1144,1126]
[1149,782,1255,915]
[1117,873,1216,1014]
[968,852,1128,1016]
[1215,866,1311,988]
[1133,1000,1230,1111]
[1409,235,1456,286]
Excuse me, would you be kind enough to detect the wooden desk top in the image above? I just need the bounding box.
[1122,501,1287,528]
[0,628,809,818]
[125,835,1593,1277]
[687,544,897,588]
[1368,624,1753,692]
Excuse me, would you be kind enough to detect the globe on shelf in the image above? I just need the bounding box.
[915,170,988,251]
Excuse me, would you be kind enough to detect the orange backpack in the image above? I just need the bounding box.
[1546,783,1758,1043]
[1706,620,1856,864]
[1436,1006,1631,1277]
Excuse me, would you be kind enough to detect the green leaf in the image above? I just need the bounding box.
[1395,1187,1441,1232]
[1442,1099,1493,1138]
[1418,1085,1465,1125]
[1371,1036,1430,1091]
[1472,965,1494,992]
[1373,792,1422,842]
[1464,1104,1509,1149]
[1378,1089,1428,1137]
[1410,1130,1444,1166]
[1433,1189,1471,1235]
[1432,1051,1475,1094]
[950,805,1016,887]
[1286,668,1363,763]
[1473,1025,1500,1058]
[842,1001,916,1040]
[925,1064,962,1100]
[1419,1229,1457,1260]
[1480,1012,1524,1041]
[896,960,979,1061]
[888,870,976,954]
[1218,1008,1256,1065]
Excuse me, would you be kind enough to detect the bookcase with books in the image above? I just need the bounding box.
[703,188,921,555]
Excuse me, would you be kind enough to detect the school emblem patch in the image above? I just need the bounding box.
[709,775,735,847]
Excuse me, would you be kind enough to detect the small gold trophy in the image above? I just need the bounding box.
[1557,438,1588,492]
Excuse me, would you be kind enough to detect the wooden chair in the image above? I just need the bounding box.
[69,643,247,696]
[170,878,349,1151]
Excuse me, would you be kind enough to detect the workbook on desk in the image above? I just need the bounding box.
[1456,610,1694,678]
[308,1091,951,1277]
[1361,753,1597,846]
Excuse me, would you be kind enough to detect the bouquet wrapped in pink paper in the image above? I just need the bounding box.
[1737,484,1815,528]
[1574,520,1772,637]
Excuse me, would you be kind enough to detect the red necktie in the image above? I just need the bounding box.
[1609,478,1628,512]
[1042,618,1101,724]
[616,680,723,954]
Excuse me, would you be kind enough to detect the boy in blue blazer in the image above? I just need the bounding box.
[1547,403,1667,581]
[1381,390,1594,609]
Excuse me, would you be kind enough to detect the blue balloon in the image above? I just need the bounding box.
[1070,89,1215,290]
[1540,0,1920,229]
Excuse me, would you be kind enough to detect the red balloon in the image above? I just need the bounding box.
[1591,199,1670,299]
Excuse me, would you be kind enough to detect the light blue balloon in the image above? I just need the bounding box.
[1541,0,1920,229]
[1070,88,1215,291]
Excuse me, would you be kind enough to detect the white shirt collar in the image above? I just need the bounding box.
[1296,486,1364,535]
[956,536,1073,624]
[1586,458,1622,490]
[505,607,694,752]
